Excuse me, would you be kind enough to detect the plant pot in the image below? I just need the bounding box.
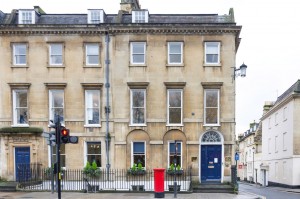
[127,169,146,175]
[131,185,144,191]
[167,170,184,175]
[168,185,181,192]
[87,185,99,192]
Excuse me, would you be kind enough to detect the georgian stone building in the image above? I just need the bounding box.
[0,0,242,183]
[237,121,262,184]
[261,80,300,188]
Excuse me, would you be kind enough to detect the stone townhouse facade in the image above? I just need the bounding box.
[0,0,242,183]
[237,121,262,185]
[261,80,300,188]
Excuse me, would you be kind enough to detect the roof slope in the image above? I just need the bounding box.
[275,79,300,104]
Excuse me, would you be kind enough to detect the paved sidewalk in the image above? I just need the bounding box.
[240,181,300,194]
[0,191,264,199]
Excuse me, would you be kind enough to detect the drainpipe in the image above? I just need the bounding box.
[105,30,111,180]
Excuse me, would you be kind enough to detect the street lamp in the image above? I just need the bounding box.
[252,146,255,184]
[173,140,181,198]
[233,63,248,80]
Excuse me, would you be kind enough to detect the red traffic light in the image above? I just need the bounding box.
[61,128,69,136]
[61,128,70,143]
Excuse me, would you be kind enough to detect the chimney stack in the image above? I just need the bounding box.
[120,0,140,13]
[263,101,274,115]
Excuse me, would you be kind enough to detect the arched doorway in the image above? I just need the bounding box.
[199,131,224,183]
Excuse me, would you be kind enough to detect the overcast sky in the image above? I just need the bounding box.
[1,0,300,135]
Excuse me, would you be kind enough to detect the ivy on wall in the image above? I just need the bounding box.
[0,127,43,134]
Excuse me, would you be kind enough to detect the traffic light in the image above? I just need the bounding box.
[60,127,78,144]
[61,127,70,143]
[69,136,79,144]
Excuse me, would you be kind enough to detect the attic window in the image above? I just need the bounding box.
[88,9,104,24]
[132,10,148,23]
[19,10,35,24]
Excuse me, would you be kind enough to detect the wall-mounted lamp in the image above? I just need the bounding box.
[233,63,247,80]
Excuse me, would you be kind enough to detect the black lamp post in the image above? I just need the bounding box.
[252,146,255,184]
[173,140,181,198]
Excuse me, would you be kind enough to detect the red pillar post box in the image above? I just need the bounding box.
[154,168,165,198]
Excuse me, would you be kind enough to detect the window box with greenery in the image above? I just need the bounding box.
[127,163,146,175]
[167,164,183,175]
[83,160,101,178]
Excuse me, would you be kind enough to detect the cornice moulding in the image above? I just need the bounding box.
[0,25,241,35]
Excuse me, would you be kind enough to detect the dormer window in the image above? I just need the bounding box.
[88,9,104,24]
[132,10,148,23]
[19,10,35,24]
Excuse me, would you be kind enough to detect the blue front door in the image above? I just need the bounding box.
[15,147,30,181]
[201,145,221,181]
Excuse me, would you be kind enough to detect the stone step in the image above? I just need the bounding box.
[0,182,18,192]
[193,183,234,193]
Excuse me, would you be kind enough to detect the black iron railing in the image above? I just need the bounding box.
[17,167,192,192]
[17,163,43,188]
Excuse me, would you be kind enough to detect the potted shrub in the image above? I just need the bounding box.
[128,163,145,191]
[167,164,183,175]
[83,160,101,178]
[44,165,65,180]
[44,167,52,180]
[127,163,146,175]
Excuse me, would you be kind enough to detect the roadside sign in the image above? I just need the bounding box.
[235,152,239,161]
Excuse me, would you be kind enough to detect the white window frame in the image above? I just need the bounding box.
[87,9,103,24]
[283,106,287,121]
[131,141,146,168]
[283,161,287,180]
[84,142,102,168]
[204,89,220,126]
[275,135,278,153]
[168,141,182,167]
[49,43,63,65]
[275,112,278,126]
[275,162,278,179]
[268,138,271,154]
[130,89,146,126]
[85,90,101,127]
[247,162,252,173]
[130,42,146,65]
[167,89,183,126]
[49,90,64,125]
[19,10,35,24]
[168,42,183,65]
[12,90,29,126]
[283,132,287,151]
[13,43,27,65]
[85,44,100,65]
[132,10,148,23]
[205,42,220,65]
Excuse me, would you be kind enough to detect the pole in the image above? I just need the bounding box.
[105,31,111,180]
[50,144,54,194]
[252,151,254,184]
[55,116,61,199]
[235,158,238,189]
[174,141,178,198]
